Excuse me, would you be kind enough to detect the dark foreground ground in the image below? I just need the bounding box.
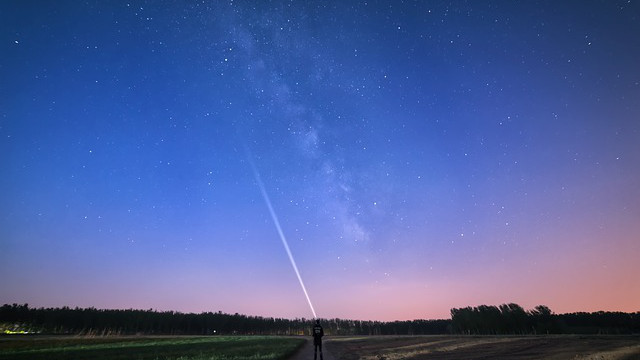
[0,335,304,360]
[2,335,639,360]
[323,335,640,360]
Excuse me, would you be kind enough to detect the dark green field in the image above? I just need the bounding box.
[0,335,305,360]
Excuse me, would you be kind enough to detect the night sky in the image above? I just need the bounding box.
[2,1,639,321]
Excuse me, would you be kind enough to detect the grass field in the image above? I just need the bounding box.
[0,335,306,360]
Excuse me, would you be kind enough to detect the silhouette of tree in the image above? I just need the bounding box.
[2,303,638,336]
[450,303,639,335]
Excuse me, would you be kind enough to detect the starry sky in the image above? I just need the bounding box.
[1,1,639,321]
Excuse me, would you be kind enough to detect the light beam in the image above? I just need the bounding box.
[246,150,318,319]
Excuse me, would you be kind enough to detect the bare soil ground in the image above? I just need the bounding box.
[288,339,336,360]
[323,335,640,360]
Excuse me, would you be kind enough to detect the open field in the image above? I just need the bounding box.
[325,335,640,360]
[3,335,640,360]
[0,335,305,360]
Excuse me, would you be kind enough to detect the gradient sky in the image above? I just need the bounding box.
[1,1,639,321]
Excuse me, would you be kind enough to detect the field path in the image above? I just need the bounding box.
[287,339,337,360]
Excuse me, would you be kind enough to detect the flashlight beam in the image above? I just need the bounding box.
[246,152,318,319]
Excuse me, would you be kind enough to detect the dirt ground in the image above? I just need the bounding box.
[288,339,337,360]
[323,335,640,360]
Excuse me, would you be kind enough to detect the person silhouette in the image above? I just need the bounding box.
[312,319,324,360]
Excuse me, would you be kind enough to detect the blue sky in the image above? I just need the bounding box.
[2,1,639,320]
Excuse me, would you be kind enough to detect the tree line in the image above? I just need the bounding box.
[1,303,638,336]
[450,303,640,335]
[0,304,447,336]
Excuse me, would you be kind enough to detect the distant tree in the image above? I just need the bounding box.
[528,305,554,334]
[498,303,528,334]
[3,303,639,336]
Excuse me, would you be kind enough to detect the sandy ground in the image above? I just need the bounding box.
[320,335,640,360]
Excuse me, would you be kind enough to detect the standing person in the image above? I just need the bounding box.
[312,319,324,360]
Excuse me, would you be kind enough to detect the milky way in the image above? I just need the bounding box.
[1,1,639,320]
